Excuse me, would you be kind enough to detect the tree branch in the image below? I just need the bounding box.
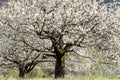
[4,56,19,64]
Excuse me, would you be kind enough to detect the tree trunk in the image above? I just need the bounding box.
[18,62,37,78]
[19,71,25,78]
[55,50,65,78]
[19,66,25,78]
[55,57,65,78]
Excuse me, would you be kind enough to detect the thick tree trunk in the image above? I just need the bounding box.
[55,57,65,78]
[54,47,66,78]
[53,44,67,78]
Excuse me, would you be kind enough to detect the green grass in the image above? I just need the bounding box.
[0,75,120,80]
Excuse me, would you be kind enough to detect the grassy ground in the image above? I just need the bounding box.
[0,75,120,80]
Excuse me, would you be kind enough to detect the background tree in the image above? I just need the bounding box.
[0,0,120,78]
[0,28,53,78]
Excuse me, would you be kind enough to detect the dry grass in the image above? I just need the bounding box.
[0,75,120,80]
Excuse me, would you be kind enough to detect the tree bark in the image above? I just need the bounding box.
[18,62,37,78]
[19,67,25,78]
[55,56,65,78]
[55,48,66,78]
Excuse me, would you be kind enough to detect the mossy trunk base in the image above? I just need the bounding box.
[55,58,65,78]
